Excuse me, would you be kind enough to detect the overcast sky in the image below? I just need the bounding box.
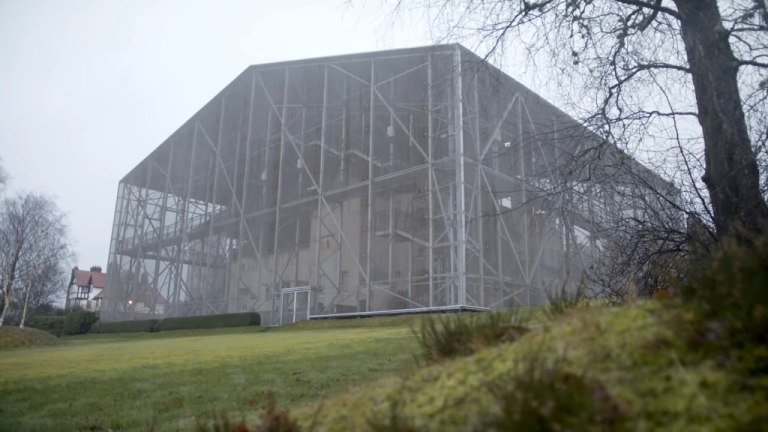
[0,0,445,270]
[2,0,570,280]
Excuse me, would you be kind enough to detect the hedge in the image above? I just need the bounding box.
[62,310,99,335]
[88,312,261,334]
[153,312,261,332]
[26,315,66,337]
[90,319,158,334]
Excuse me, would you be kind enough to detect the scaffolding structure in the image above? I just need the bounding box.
[103,44,665,325]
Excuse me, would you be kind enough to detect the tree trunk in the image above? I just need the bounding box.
[0,277,13,326]
[64,282,72,311]
[0,257,20,326]
[19,276,33,329]
[0,296,8,326]
[673,0,768,237]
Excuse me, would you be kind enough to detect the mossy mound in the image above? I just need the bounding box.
[0,326,57,349]
[293,302,768,431]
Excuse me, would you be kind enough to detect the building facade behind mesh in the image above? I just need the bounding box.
[103,44,667,325]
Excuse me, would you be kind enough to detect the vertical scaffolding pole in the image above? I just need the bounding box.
[292,107,307,286]
[232,71,257,312]
[427,53,434,308]
[313,66,329,310]
[174,126,198,312]
[453,47,467,306]
[388,192,393,284]
[135,157,156,313]
[473,72,485,307]
[518,97,530,305]
[273,68,290,298]
[293,291,297,324]
[365,59,375,312]
[204,96,226,313]
[152,141,174,316]
[258,108,272,309]
[337,202,344,304]
[338,76,348,312]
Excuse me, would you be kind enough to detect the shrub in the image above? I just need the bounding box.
[415,311,527,363]
[252,391,300,432]
[26,315,66,336]
[545,280,588,319]
[61,309,99,335]
[484,364,623,431]
[367,392,414,432]
[89,318,158,334]
[195,391,300,432]
[154,312,261,332]
[682,233,768,373]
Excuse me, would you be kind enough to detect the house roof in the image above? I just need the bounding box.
[134,290,167,305]
[72,269,106,289]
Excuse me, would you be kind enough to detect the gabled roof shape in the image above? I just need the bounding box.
[71,268,106,289]
[105,43,678,323]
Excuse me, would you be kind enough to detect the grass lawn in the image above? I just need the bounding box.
[5,302,764,431]
[0,319,418,431]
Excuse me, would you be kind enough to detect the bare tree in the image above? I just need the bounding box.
[28,262,68,314]
[19,258,68,328]
[0,193,70,326]
[397,0,768,238]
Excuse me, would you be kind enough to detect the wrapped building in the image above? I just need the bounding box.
[103,44,671,325]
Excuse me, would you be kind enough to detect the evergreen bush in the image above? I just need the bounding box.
[62,309,99,335]
[26,315,66,336]
[88,312,262,334]
[90,319,158,333]
[154,312,261,332]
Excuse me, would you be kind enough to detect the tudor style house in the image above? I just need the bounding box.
[67,266,106,311]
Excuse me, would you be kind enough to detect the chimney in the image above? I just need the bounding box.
[90,266,102,273]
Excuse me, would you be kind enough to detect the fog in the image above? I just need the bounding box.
[0,0,429,269]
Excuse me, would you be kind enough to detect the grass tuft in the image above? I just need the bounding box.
[367,394,414,432]
[414,311,528,363]
[484,360,623,431]
[196,392,301,432]
[545,280,588,318]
